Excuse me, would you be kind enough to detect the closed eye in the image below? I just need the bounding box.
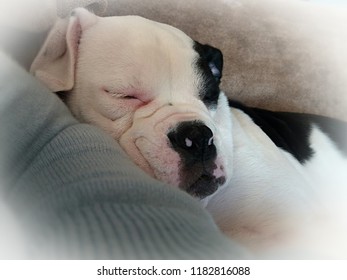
[122,95,138,100]
[103,88,138,99]
[102,86,150,105]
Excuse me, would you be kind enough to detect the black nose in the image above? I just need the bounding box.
[168,121,216,165]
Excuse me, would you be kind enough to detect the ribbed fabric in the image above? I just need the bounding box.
[0,52,249,259]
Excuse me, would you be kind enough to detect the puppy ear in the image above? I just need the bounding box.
[30,8,98,92]
[194,42,223,83]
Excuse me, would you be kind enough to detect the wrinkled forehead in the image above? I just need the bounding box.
[88,15,195,57]
[79,15,200,91]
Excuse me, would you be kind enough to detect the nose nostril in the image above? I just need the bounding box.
[167,121,217,164]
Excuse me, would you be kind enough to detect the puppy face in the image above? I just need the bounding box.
[31,8,234,200]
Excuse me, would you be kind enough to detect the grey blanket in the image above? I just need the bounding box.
[0,52,249,259]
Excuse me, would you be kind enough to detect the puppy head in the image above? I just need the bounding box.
[31,8,234,200]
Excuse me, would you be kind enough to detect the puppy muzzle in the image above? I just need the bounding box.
[168,120,226,198]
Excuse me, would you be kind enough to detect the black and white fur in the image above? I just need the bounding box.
[193,42,347,256]
[31,8,347,257]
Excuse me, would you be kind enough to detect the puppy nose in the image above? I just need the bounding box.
[168,121,216,164]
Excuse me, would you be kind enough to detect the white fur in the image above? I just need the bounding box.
[206,109,347,257]
[31,9,347,258]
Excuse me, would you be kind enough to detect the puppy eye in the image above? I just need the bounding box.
[208,62,221,80]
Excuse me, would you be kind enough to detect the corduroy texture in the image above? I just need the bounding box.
[0,53,249,259]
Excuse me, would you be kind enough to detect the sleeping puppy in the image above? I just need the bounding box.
[31,8,347,257]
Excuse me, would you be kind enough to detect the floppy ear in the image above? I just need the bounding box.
[194,42,223,83]
[30,8,98,92]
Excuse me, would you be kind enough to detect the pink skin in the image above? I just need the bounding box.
[213,158,225,178]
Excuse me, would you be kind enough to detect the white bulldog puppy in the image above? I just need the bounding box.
[31,8,347,257]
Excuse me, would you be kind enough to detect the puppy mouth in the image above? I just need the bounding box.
[186,173,226,199]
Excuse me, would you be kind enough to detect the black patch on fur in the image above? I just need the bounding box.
[193,41,223,108]
[229,100,347,163]
[168,121,224,198]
